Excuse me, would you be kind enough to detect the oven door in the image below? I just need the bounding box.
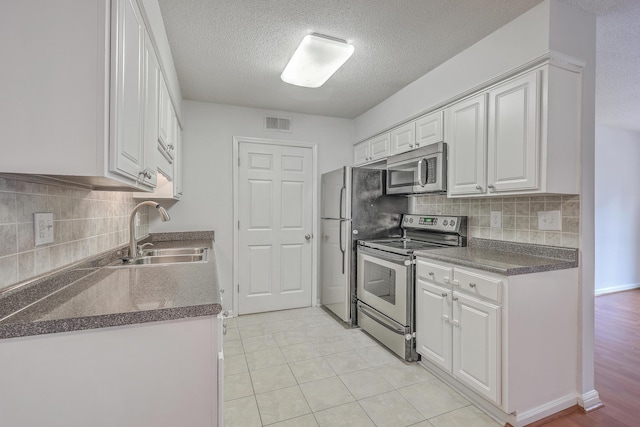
[356,246,411,326]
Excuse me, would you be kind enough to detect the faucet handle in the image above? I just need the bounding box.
[137,242,154,253]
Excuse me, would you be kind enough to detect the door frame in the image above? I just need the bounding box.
[232,136,319,317]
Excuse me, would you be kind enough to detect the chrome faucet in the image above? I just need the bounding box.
[128,201,170,259]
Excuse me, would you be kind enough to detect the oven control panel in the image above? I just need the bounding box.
[402,214,465,233]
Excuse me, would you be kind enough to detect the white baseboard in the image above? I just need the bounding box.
[513,393,578,426]
[578,389,602,411]
[595,283,640,296]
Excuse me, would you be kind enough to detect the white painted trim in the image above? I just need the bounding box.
[595,283,640,296]
[578,389,602,411]
[513,393,578,426]
[232,136,318,317]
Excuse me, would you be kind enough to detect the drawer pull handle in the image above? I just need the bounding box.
[453,297,458,301]
[469,283,477,288]
[429,272,435,276]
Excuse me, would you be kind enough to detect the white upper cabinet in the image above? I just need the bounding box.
[446,94,487,196]
[390,122,416,155]
[0,0,180,191]
[446,63,580,197]
[353,133,390,166]
[416,110,444,148]
[140,29,160,189]
[109,0,146,185]
[487,71,539,193]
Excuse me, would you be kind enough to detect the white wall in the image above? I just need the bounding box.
[353,0,551,142]
[595,125,640,294]
[150,101,353,309]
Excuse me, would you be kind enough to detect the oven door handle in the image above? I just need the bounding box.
[357,301,405,335]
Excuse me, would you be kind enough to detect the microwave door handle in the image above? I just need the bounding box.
[417,158,427,187]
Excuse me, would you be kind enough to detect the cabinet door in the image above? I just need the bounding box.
[110,0,145,181]
[416,279,452,372]
[452,292,501,405]
[369,133,390,161]
[390,122,416,155]
[158,81,174,159]
[487,71,540,193]
[141,30,159,189]
[416,110,443,148]
[446,94,487,196]
[353,140,370,166]
[173,122,183,198]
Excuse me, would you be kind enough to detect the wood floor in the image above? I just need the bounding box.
[541,289,640,427]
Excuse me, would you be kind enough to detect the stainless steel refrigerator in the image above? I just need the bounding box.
[320,167,407,323]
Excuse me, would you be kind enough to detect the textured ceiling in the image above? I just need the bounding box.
[158,0,640,130]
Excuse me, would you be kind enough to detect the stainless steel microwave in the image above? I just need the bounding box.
[386,142,447,195]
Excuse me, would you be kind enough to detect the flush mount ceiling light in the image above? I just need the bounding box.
[280,33,355,88]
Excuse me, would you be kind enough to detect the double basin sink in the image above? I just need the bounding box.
[116,247,208,266]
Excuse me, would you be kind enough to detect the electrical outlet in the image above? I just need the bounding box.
[490,211,502,228]
[34,212,54,245]
[538,210,562,231]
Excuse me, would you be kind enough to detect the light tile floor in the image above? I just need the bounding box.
[223,306,501,427]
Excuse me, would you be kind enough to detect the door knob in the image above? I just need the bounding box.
[305,234,311,241]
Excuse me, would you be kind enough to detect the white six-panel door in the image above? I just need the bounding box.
[238,141,314,314]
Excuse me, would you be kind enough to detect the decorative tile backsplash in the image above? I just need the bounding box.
[409,195,580,248]
[0,177,149,291]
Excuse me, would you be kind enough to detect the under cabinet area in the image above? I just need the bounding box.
[415,256,579,426]
[446,62,581,197]
[0,0,181,191]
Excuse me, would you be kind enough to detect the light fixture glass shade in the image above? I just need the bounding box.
[281,34,354,88]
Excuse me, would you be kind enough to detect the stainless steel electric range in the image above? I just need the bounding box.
[356,214,467,361]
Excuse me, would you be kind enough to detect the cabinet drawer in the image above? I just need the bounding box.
[416,259,453,286]
[454,268,502,303]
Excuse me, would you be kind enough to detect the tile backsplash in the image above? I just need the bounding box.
[0,177,149,291]
[409,194,580,248]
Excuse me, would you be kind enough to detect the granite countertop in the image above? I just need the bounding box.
[414,238,579,276]
[0,232,222,340]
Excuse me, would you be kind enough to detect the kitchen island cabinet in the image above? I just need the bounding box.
[415,240,580,427]
[0,0,180,191]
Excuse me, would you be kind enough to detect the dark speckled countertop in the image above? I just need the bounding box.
[0,232,222,339]
[414,238,579,276]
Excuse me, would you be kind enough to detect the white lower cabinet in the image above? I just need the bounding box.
[0,316,221,427]
[415,257,580,426]
[416,260,501,405]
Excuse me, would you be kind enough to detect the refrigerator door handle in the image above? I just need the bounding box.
[339,186,346,219]
[339,220,346,274]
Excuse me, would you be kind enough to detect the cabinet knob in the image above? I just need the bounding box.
[453,296,458,301]
[428,272,435,277]
[476,185,482,191]
[409,144,414,148]
[441,292,447,297]
[415,142,420,147]
[488,184,495,191]
[469,283,476,288]
[168,144,175,151]
[452,320,460,327]
[139,170,152,179]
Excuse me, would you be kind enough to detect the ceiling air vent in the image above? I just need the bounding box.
[265,116,292,132]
